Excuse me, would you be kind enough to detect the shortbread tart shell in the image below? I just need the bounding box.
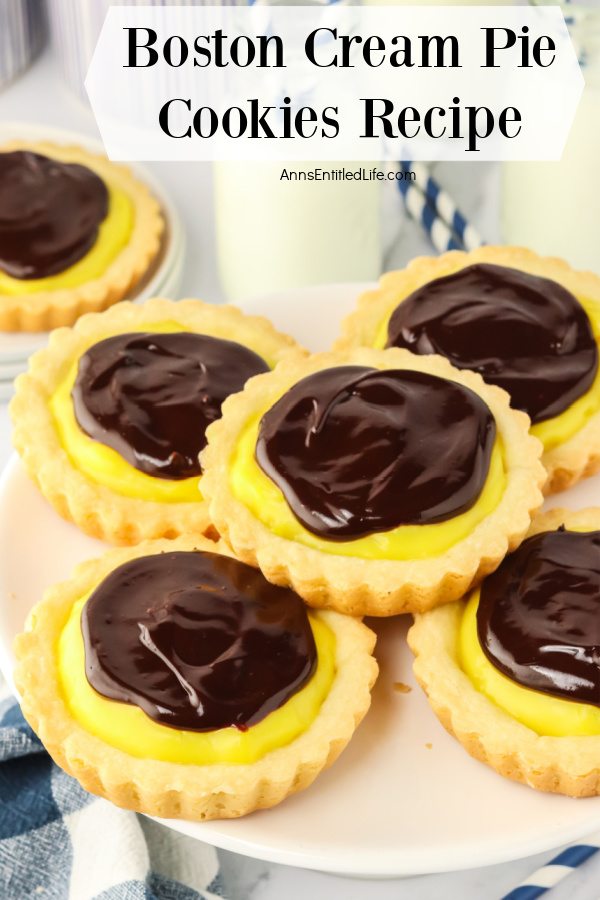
[200,348,546,617]
[10,298,304,544]
[14,535,378,821]
[0,141,164,332]
[336,246,600,495]
[408,508,600,798]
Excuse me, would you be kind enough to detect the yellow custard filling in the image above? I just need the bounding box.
[50,321,279,504]
[230,409,506,561]
[58,595,336,765]
[531,299,600,451]
[459,588,600,737]
[0,183,134,295]
[49,321,201,503]
[373,296,600,452]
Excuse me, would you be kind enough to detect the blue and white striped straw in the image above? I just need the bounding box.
[501,831,600,900]
[397,159,485,254]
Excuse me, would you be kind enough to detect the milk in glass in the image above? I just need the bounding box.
[214,161,381,301]
[502,2,600,272]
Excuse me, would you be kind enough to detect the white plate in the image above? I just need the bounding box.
[0,360,27,378]
[0,122,185,363]
[0,383,17,403]
[1,282,600,879]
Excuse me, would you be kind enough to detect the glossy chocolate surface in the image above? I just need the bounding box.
[0,150,109,279]
[386,263,598,424]
[477,528,600,705]
[82,550,317,731]
[255,366,496,539]
[72,331,269,479]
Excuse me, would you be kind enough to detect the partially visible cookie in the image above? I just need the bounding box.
[15,535,378,821]
[0,141,164,331]
[11,297,304,544]
[336,246,600,494]
[409,508,600,797]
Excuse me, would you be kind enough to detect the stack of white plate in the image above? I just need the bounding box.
[0,123,185,401]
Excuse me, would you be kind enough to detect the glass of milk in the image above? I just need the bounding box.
[214,161,381,302]
[502,2,600,272]
[213,0,382,301]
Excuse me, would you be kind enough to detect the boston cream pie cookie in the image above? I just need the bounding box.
[14,535,377,820]
[337,247,600,494]
[11,298,303,544]
[200,348,545,616]
[0,142,163,331]
[409,508,600,797]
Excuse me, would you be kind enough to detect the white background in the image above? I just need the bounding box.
[87,5,582,161]
[1,45,600,900]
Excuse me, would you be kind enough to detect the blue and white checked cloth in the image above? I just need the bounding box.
[0,692,228,900]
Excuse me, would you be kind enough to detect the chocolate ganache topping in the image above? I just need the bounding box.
[0,150,109,279]
[255,366,496,540]
[477,528,600,705]
[386,263,599,424]
[72,332,269,479]
[82,551,317,731]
